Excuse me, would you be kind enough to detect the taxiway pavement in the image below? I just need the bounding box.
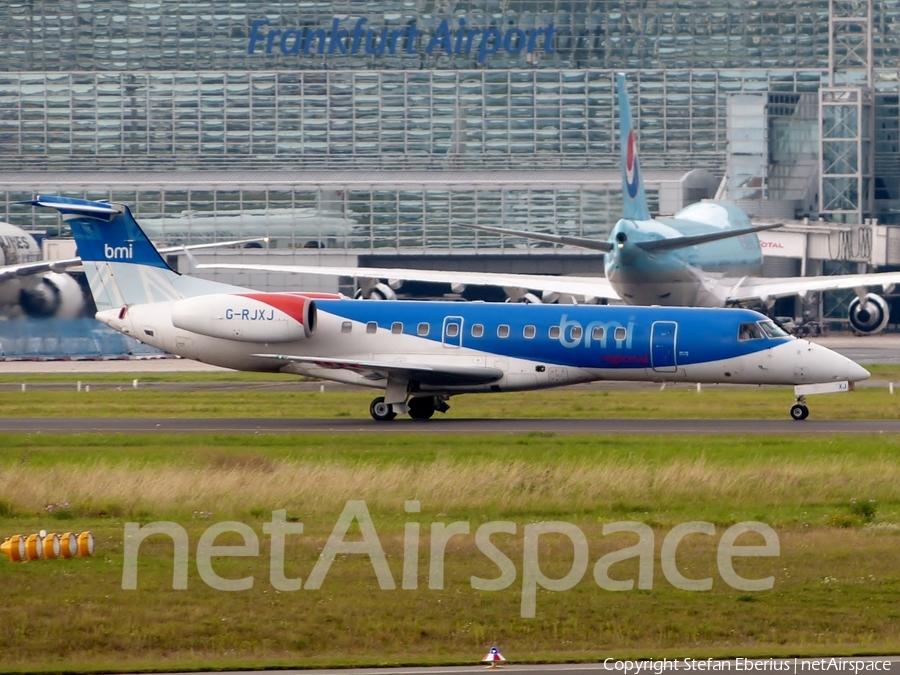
[3,417,900,434]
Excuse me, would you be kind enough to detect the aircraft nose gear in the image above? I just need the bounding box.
[369,396,397,422]
[790,395,809,421]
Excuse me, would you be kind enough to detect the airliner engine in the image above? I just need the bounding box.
[17,272,87,319]
[0,222,87,319]
[171,293,317,342]
[848,292,891,334]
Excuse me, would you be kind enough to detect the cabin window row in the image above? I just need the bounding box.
[341,320,627,342]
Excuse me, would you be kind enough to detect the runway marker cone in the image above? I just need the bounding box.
[1,535,26,562]
[42,532,61,559]
[24,533,44,561]
[76,532,95,557]
[483,647,506,669]
[60,532,78,558]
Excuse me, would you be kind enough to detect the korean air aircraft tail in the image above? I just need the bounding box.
[617,72,652,222]
[25,196,245,311]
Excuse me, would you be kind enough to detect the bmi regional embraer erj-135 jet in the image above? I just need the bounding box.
[205,73,900,336]
[29,195,868,421]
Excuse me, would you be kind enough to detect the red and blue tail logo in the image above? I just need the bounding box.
[625,128,640,199]
[617,74,651,221]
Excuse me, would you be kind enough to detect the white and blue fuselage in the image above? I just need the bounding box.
[29,194,870,421]
[97,297,865,394]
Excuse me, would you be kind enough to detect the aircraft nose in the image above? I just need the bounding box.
[809,341,870,382]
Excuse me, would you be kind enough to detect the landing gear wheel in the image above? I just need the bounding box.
[408,397,436,420]
[369,396,397,422]
[790,403,809,421]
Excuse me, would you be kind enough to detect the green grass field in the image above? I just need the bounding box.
[1,419,899,672]
[1,382,900,419]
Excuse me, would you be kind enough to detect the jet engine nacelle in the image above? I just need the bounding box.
[848,293,891,334]
[171,293,317,343]
[354,282,396,301]
[18,272,87,319]
[505,292,543,304]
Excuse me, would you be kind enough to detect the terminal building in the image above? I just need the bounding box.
[2,0,900,348]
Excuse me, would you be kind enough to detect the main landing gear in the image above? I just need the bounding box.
[369,397,397,421]
[369,395,450,422]
[790,395,810,421]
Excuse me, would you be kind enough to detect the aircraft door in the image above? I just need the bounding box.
[651,321,677,373]
[442,316,463,348]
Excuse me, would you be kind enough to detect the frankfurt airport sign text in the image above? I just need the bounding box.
[248,18,558,64]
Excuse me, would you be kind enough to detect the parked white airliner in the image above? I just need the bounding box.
[203,73,900,335]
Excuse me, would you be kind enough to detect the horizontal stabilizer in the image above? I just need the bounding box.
[253,353,504,387]
[22,197,121,217]
[637,223,783,252]
[457,223,613,252]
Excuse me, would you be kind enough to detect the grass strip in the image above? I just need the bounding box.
[2,386,900,419]
[0,432,898,670]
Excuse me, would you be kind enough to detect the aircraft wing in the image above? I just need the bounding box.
[252,353,504,386]
[156,237,269,253]
[197,263,621,302]
[0,257,81,281]
[457,223,786,254]
[728,271,900,303]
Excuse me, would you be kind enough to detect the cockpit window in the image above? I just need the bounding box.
[758,320,789,338]
[738,322,765,341]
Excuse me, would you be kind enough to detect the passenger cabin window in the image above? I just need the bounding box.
[592,326,604,341]
[758,320,789,338]
[471,324,484,338]
[341,321,352,333]
[570,326,583,340]
[417,322,429,336]
[614,326,627,341]
[738,322,765,341]
[549,326,561,339]
[391,322,403,334]
[366,321,377,334]
[446,323,459,337]
[497,325,510,338]
[523,325,536,339]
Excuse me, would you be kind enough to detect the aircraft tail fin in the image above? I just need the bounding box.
[27,195,244,311]
[617,73,652,222]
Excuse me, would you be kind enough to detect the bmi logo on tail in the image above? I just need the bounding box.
[104,243,134,260]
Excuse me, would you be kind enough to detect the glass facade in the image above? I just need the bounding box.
[1,183,628,251]
[3,67,893,174]
[6,1,900,73]
[0,1,897,175]
[2,1,900,238]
